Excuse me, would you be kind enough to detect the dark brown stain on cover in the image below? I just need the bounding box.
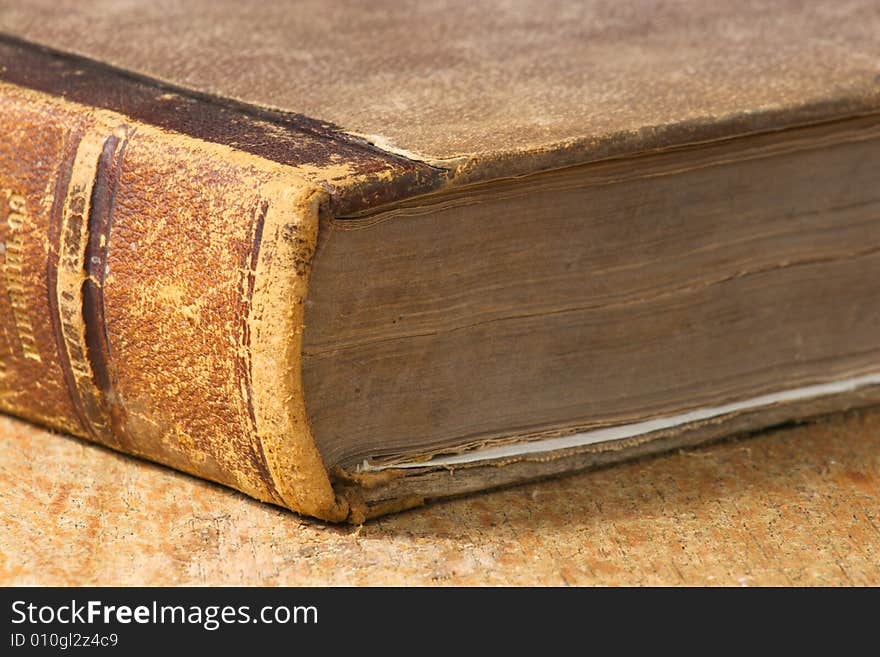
[83,130,131,450]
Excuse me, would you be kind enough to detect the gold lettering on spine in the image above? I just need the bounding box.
[3,192,41,361]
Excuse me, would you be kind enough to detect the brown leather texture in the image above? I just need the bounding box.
[0,1,878,182]
[0,82,354,521]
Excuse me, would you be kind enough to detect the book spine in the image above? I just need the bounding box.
[0,82,350,521]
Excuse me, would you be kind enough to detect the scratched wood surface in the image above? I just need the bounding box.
[2,409,878,586]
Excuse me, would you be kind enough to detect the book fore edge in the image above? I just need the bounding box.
[359,371,880,471]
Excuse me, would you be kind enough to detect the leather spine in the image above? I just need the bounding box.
[0,82,350,521]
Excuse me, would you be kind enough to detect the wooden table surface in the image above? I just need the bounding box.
[2,409,878,586]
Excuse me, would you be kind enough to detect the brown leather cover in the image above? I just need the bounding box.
[1,1,879,182]
[0,82,363,520]
[0,39,445,521]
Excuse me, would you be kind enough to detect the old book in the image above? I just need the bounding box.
[1,2,879,522]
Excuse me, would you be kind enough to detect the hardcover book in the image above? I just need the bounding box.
[1,0,879,522]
